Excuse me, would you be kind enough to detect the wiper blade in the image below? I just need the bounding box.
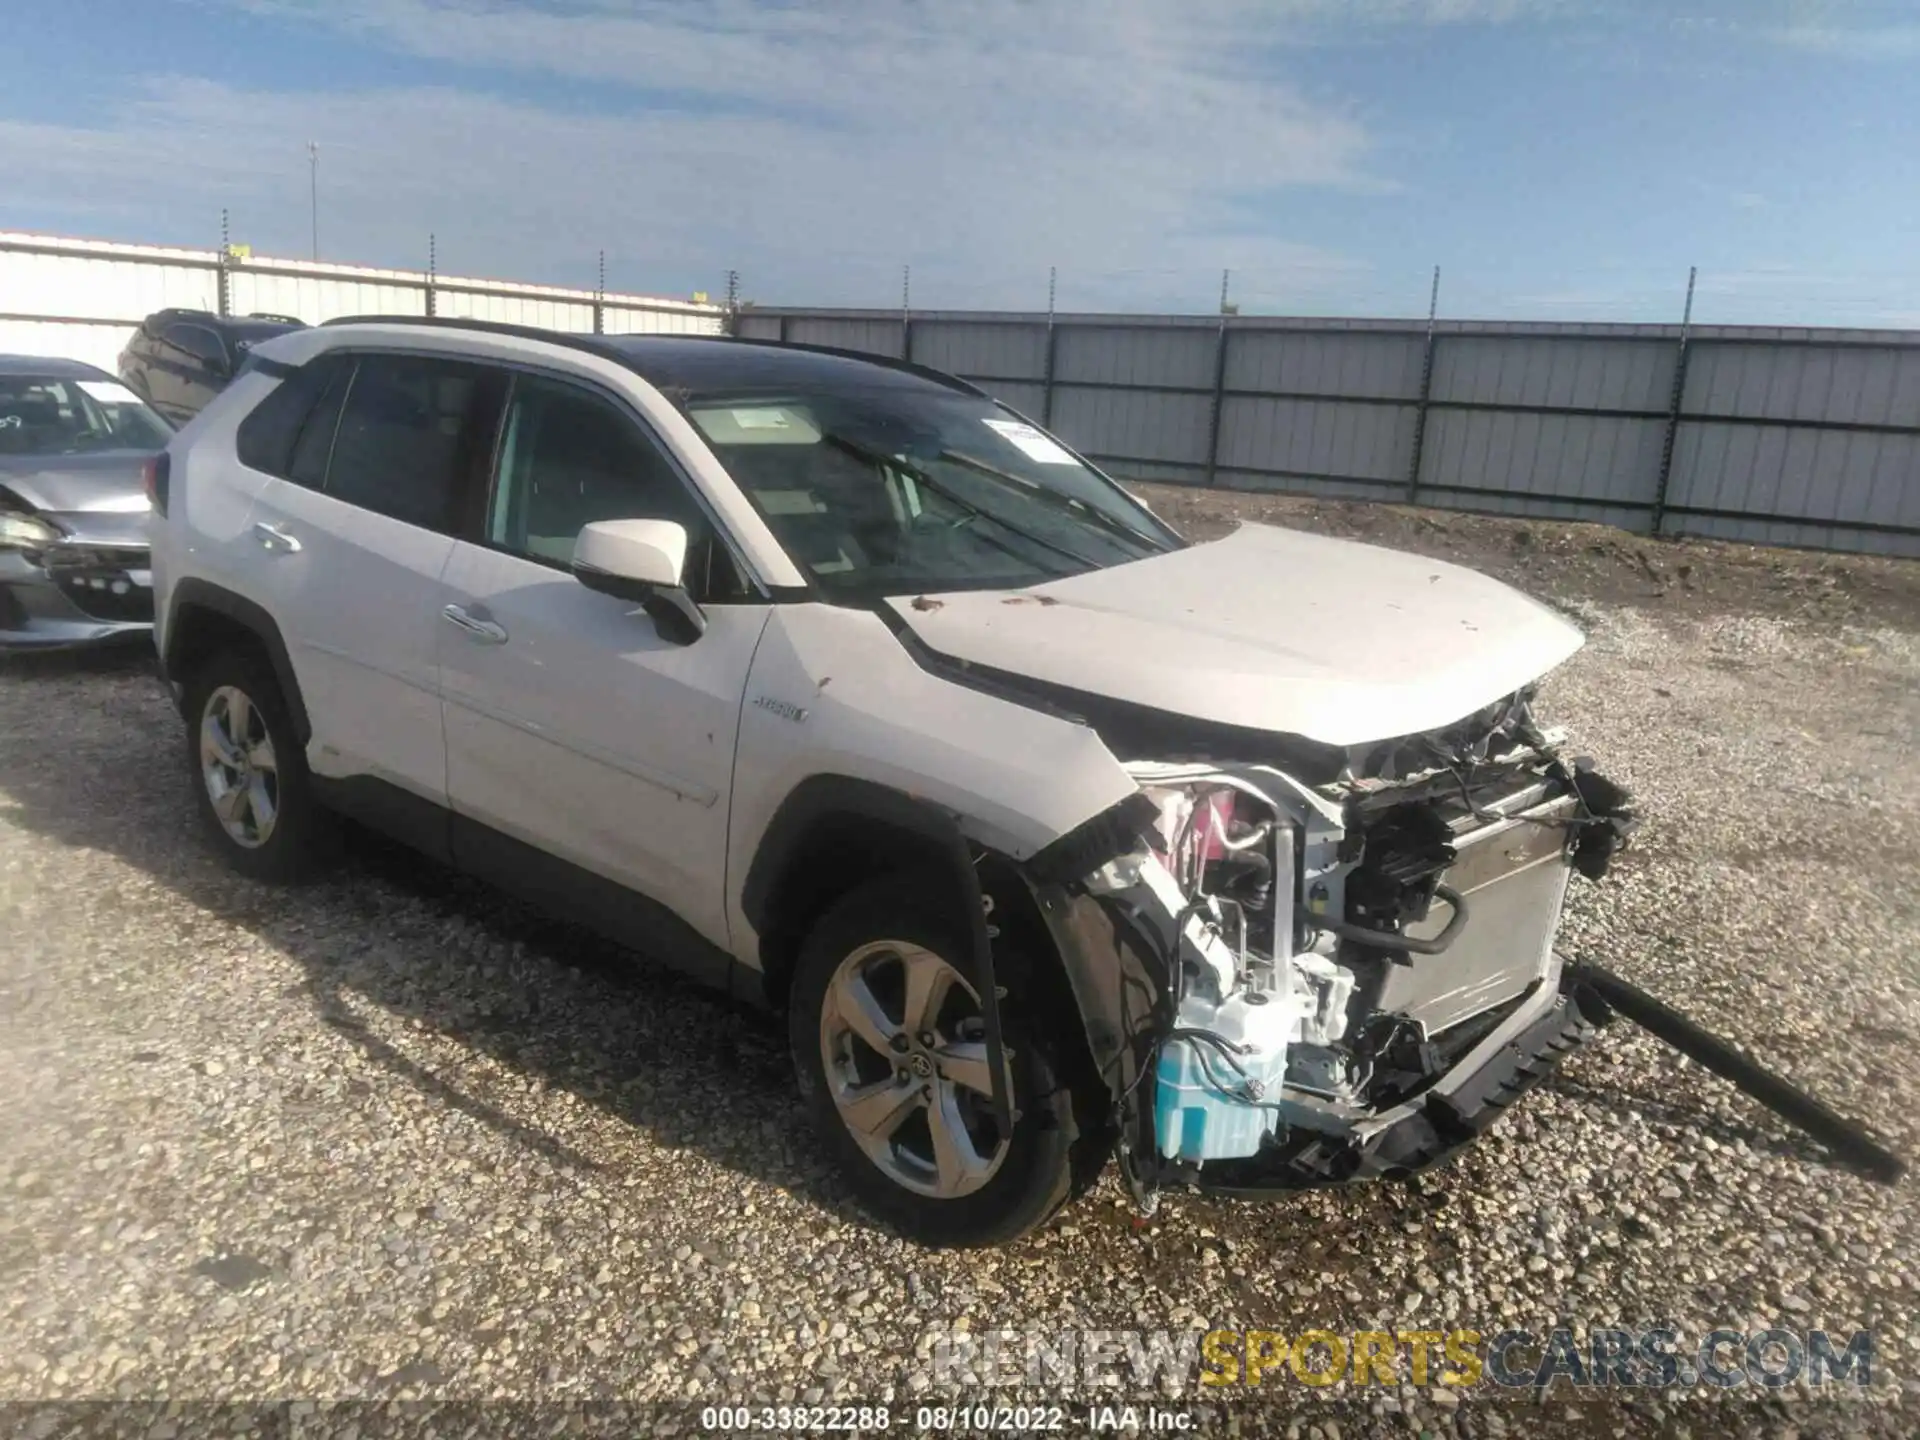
[819,432,1099,572]
[935,449,1164,554]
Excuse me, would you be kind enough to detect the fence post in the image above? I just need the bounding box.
[1650,266,1697,537]
[900,265,913,361]
[594,250,605,335]
[1406,265,1441,505]
[1202,269,1231,488]
[724,269,740,337]
[217,209,231,317]
[426,234,438,318]
[1041,265,1059,427]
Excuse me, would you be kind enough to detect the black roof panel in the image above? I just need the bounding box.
[600,334,974,399]
[313,316,982,399]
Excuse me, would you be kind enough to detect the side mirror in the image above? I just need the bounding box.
[572,519,707,645]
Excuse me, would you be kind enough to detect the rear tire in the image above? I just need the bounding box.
[182,648,326,882]
[789,871,1086,1247]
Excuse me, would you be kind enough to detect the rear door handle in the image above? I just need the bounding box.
[441,603,509,645]
[253,520,301,554]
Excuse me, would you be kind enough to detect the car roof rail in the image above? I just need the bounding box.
[314,313,986,398]
[318,313,630,360]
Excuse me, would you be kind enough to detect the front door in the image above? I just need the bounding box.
[438,370,766,952]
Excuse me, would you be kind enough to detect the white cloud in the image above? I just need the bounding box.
[2,0,1574,308]
[1762,22,1920,56]
[9,0,1589,308]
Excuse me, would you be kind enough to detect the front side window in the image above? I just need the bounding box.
[324,354,504,534]
[0,375,172,456]
[488,374,746,600]
[681,385,1178,600]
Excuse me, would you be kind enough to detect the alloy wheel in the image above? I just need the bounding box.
[817,940,1011,1199]
[199,685,279,849]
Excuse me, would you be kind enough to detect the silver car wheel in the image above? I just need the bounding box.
[199,685,279,850]
[818,940,1010,1200]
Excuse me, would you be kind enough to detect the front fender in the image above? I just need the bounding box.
[724,602,1139,959]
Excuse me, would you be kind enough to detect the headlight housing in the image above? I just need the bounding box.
[0,509,62,553]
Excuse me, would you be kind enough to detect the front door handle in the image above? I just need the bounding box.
[441,603,509,644]
[253,520,301,554]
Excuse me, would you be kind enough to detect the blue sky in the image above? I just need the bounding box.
[3,0,1918,323]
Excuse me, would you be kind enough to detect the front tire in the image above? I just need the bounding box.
[789,872,1084,1247]
[182,649,325,882]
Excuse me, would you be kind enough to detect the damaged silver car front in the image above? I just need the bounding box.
[1015,690,1902,1210]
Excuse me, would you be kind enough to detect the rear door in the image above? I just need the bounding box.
[240,350,507,815]
[437,368,767,952]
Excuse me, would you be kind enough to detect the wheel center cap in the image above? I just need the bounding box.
[909,1053,934,1079]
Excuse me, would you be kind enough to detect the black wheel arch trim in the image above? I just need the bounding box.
[742,774,1013,1130]
[163,578,312,745]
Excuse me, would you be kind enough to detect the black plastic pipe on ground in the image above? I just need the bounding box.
[1567,961,1908,1185]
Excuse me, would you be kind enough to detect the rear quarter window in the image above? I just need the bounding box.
[235,355,352,483]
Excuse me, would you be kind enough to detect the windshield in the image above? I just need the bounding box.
[0,375,173,456]
[683,385,1181,599]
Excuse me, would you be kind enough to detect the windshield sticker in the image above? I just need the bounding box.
[690,404,822,446]
[982,418,1078,465]
[78,380,142,406]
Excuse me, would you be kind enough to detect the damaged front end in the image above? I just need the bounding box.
[1022,689,1642,1207]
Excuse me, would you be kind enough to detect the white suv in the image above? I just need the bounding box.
[150,318,1637,1247]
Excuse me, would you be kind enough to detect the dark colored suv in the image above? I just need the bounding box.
[119,309,308,426]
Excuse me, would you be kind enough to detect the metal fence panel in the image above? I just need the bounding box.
[1667,422,1919,535]
[435,289,596,331]
[1422,409,1667,506]
[732,310,1914,557]
[979,380,1049,418]
[230,270,426,323]
[1054,324,1217,389]
[1219,396,1416,485]
[1050,384,1214,466]
[1684,341,1920,427]
[784,316,906,357]
[910,320,1048,380]
[734,313,784,341]
[1430,334,1675,412]
[0,230,722,374]
[1225,329,1426,399]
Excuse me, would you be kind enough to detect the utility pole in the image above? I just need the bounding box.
[307,142,319,261]
[1219,268,1231,315]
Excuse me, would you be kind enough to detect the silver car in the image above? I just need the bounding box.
[0,356,173,651]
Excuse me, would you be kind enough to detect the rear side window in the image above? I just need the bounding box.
[166,324,227,366]
[288,363,351,489]
[235,354,352,481]
[324,354,505,533]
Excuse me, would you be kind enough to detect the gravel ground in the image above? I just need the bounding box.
[1,495,1916,1439]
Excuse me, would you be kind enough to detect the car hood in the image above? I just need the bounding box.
[884,522,1586,747]
[0,451,154,515]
